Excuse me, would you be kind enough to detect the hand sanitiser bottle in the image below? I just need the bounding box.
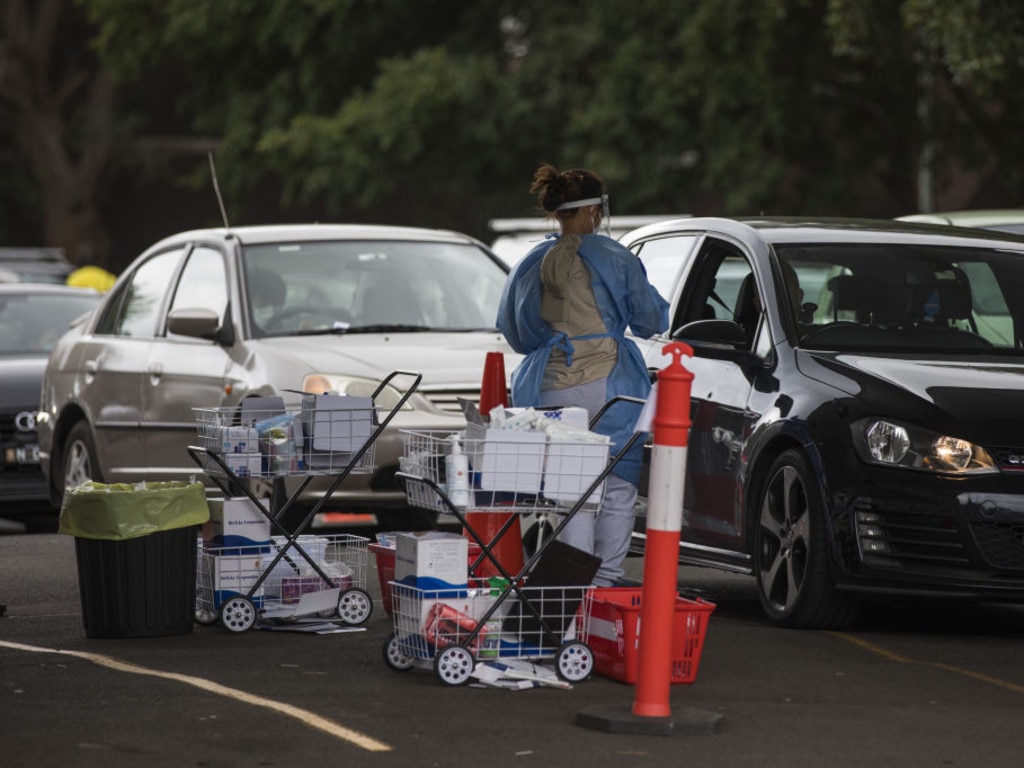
[445,435,471,509]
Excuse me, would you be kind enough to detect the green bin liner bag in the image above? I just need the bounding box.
[58,480,210,541]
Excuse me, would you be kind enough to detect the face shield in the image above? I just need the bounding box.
[556,194,611,236]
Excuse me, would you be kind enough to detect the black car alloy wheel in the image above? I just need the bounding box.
[754,449,858,629]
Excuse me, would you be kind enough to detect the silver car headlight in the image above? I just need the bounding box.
[301,374,413,411]
[851,418,996,474]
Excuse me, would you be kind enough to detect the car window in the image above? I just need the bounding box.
[676,242,756,342]
[167,246,228,336]
[776,244,1024,352]
[96,249,184,337]
[0,291,100,355]
[242,240,507,337]
[631,234,698,302]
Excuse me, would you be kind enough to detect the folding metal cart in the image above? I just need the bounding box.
[384,397,646,685]
[188,370,421,633]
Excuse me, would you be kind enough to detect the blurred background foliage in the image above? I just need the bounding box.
[1,0,1022,272]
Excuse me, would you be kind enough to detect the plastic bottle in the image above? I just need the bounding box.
[445,435,471,509]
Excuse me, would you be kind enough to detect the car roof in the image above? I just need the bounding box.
[147,223,489,250]
[621,215,1024,248]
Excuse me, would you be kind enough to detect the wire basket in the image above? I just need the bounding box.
[390,581,591,662]
[194,399,377,478]
[400,429,610,514]
[196,533,370,619]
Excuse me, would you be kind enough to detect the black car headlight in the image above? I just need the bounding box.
[851,418,997,475]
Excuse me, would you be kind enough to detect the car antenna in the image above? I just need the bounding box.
[208,151,231,228]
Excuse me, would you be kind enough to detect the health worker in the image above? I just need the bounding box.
[496,163,670,587]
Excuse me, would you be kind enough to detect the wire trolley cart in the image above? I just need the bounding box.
[384,398,645,685]
[188,370,422,633]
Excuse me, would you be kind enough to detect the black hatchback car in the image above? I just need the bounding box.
[622,217,1024,628]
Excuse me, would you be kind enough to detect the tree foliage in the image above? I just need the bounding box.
[2,0,1023,268]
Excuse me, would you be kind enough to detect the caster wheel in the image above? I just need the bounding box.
[195,607,218,625]
[382,633,416,671]
[219,596,257,633]
[556,641,594,682]
[434,644,475,686]
[337,588,373,624]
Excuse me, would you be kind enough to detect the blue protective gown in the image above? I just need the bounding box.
[496,233,670,485]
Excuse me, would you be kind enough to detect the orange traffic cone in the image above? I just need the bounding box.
[465,351,523,579]
[477,351,508,420]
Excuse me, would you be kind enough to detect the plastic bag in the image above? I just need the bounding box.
[58,480,210,541]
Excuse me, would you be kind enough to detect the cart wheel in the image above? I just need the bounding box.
[336,588,373,625]
[434,645,475,686]
[556,641,594,682]
[382,633,416,672]
[195,607,218,625]
[219,596,257,633]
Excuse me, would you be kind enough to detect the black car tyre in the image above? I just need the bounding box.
[62,421,102,502]
[754,449,859,629]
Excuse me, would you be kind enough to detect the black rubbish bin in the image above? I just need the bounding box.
[59,481,210,639]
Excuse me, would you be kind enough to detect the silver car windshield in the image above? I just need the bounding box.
[243,240,507,338]
[775,243,1024,354]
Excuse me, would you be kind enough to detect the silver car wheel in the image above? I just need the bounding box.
[63,421,99,494]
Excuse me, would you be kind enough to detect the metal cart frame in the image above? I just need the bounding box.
[188,369,422,633]
[384,396,646,685]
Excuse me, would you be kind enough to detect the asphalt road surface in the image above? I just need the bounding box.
[3,532,1024,767]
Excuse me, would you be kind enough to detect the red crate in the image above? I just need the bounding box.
[582,588,715,684]
[369,540,482,617]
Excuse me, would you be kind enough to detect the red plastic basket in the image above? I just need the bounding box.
[582,588,715,684]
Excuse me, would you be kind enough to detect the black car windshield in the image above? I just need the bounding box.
[0,291,100,356]
[775,243,1024,354]
[242,240,508,338]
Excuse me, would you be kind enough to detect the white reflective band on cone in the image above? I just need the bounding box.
[646,444,686,532]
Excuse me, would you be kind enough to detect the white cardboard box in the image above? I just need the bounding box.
[218,426,259,454]
[204,497,271,550]
[210,552,266,608]
[223,452,263,478]
[464,424,546,492]
[395,531,469,591]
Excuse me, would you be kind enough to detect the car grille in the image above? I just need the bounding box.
[420,388,481,415]
[988,447,1024,473]
[856,506,971,568]
[970,521,1024,570]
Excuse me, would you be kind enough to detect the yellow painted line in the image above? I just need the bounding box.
[828,632,1024,696]
[0,639,392,752]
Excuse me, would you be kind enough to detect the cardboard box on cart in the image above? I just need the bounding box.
[202,497,271,553]
[394,531,469,592]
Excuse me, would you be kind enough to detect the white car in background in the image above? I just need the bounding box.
[489,215,690,267]
[38,224,516,531]
[896,209,1024,236]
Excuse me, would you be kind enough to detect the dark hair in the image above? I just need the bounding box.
[530,163,604,218]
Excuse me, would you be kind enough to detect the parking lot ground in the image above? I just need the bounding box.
[3,533,1024,767]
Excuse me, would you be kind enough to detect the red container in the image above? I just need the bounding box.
[369,540,482,617]
[582,588,715,684]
